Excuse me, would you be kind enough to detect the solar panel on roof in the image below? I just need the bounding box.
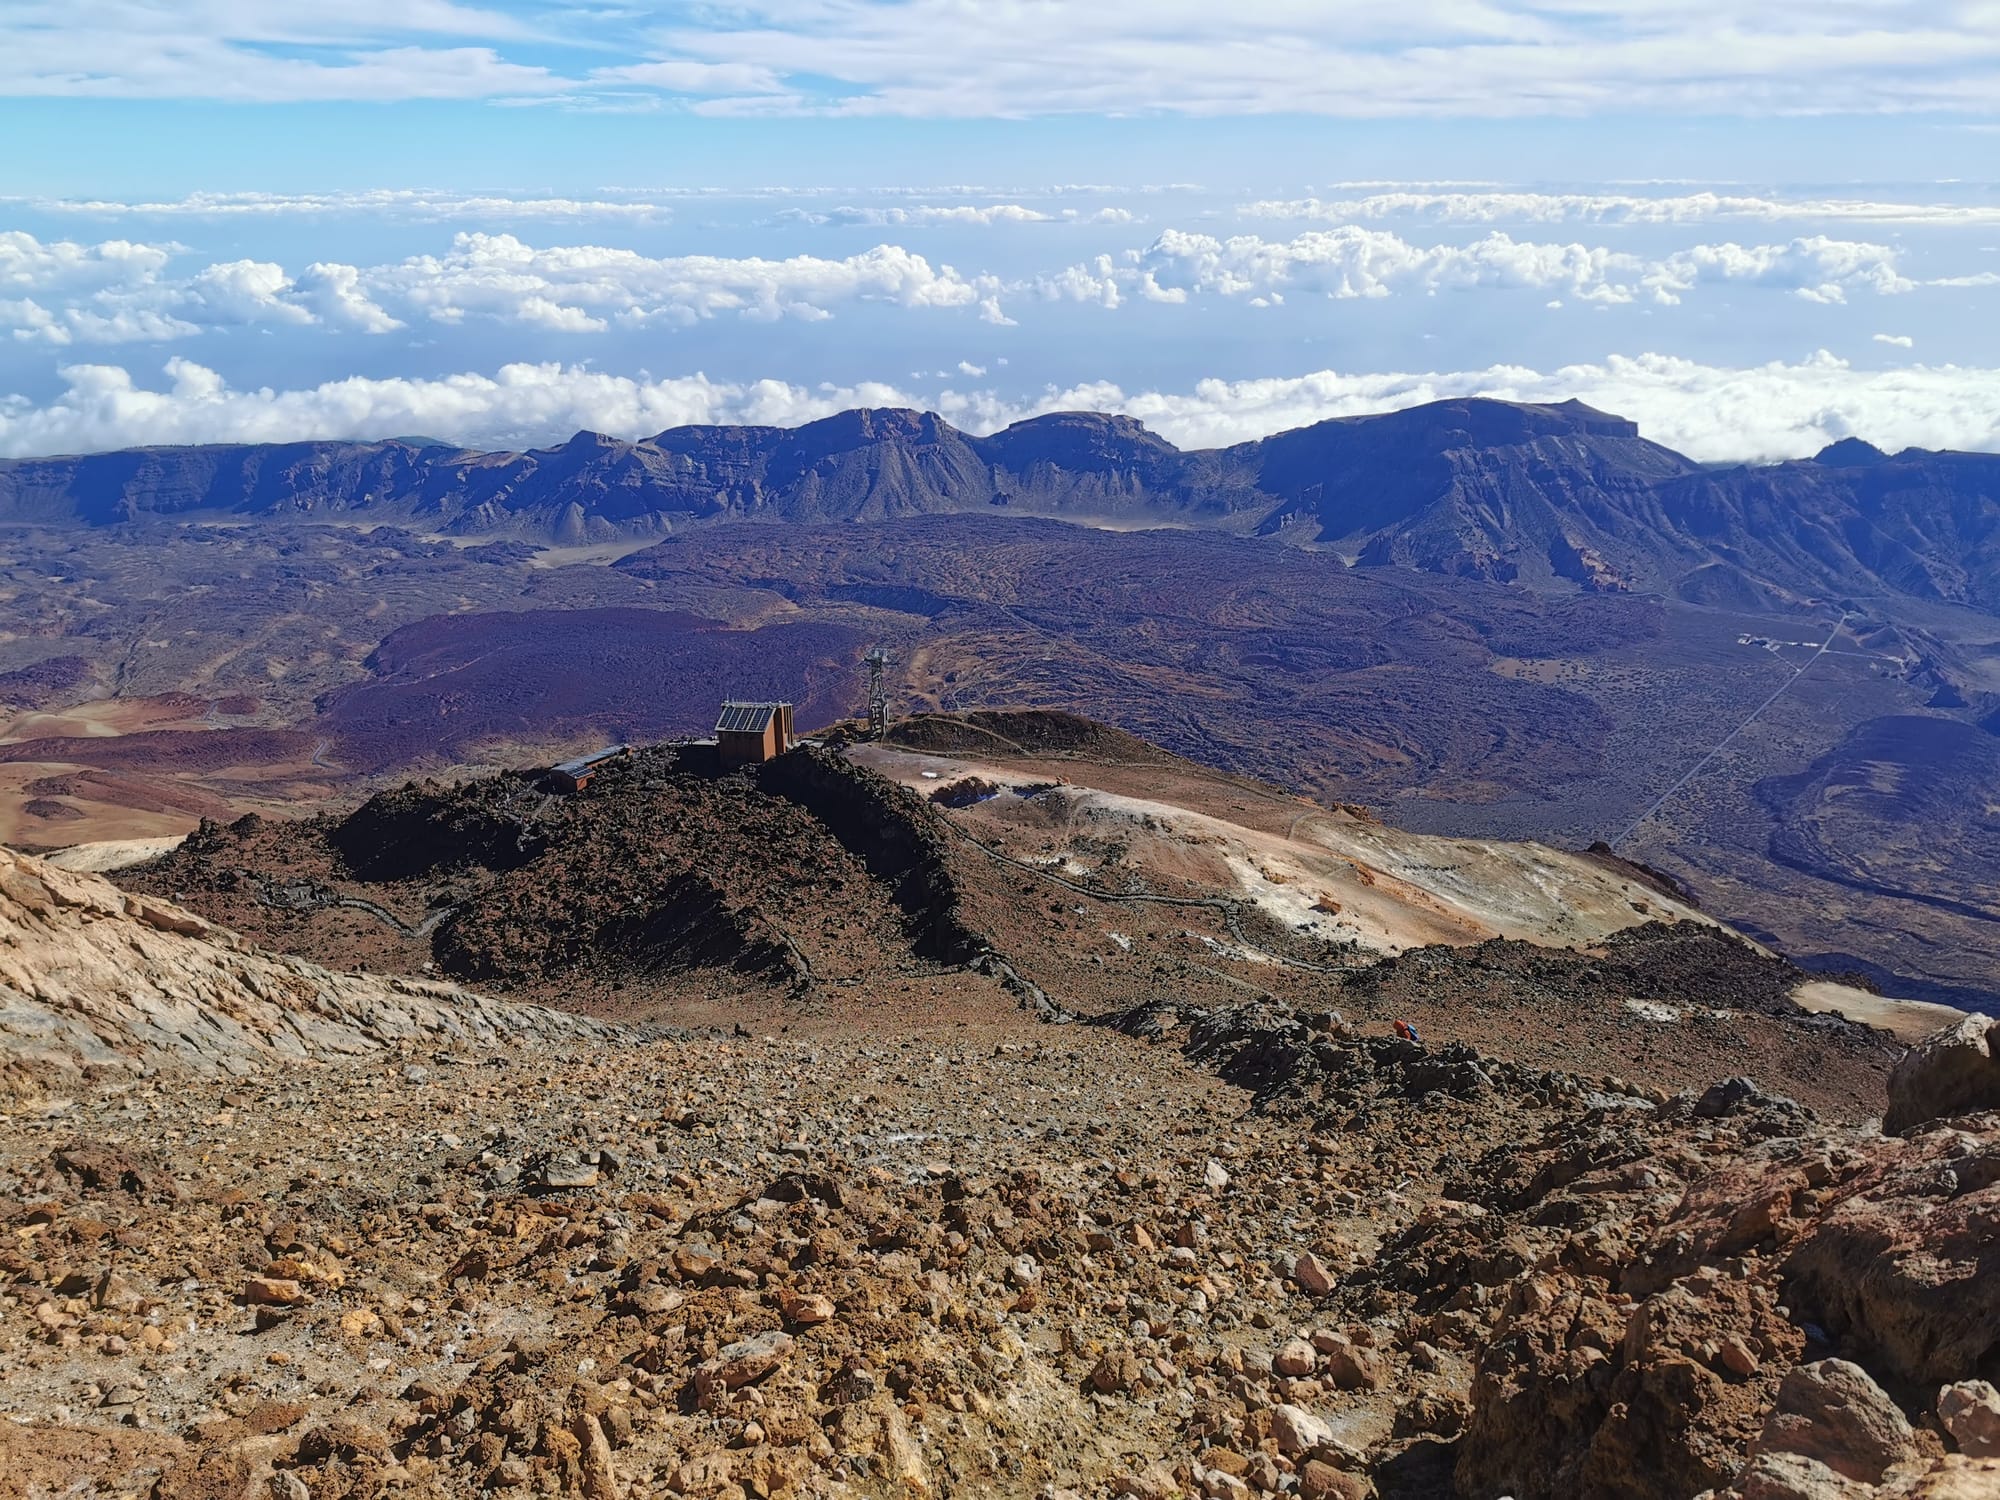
[715,702,779,734]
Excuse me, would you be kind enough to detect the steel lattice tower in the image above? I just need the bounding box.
[864,647,893,739]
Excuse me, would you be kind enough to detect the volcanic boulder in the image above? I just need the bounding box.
[1884,1016,2000,1134]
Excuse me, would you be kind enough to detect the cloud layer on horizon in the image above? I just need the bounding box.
[4,220,1973,347]
[6,350,1997,466]
[1243,191,2000,228]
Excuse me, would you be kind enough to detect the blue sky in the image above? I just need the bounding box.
[3,2,1999,459]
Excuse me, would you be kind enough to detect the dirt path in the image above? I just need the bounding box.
[1615,613,1851,848]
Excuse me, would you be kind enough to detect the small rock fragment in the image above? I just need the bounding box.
[1293,1252,1337,1297]
[693,1330,794,1404]
[1274,1338,1317,1378]
[1271,1403,1333,1456]
[1939,1381,2000,1457]
[777,1289,835,1326]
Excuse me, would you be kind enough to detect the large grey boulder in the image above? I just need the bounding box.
[1884,1016,2000,1134]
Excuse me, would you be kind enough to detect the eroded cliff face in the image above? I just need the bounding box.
[0,846,612,1096]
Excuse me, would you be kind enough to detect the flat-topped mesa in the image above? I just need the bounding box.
[794,405,949,445]
[980,409,1181,465]
[1307,395,1644,445]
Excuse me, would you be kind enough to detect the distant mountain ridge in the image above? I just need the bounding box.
[4,397,1998,611]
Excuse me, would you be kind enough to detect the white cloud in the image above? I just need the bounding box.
[32,248,403,340]
[1,218,1981,350]
[15,189,668,221]
[1243,191,2000,228]
[588,60,790,96]
[0,358,884,456]
[368,231,995,328]
[0,231,204,344]
[1642,237,1914,305]
[640,2,2000,118]
[1873,333,1916,348]
[1052,228,1918,309]
[779,204,1059,227]
[777,203,1140,228]
[0,299,63,344]
[512,296,610,333]
[184,260,319,326]
[6,350,1999,464]
[295,263,406,333]
[0,230,176,293]
[0,229,992,343]
[1036,352,2000,462]
[1032,255,1125,308]
[7,1,1999,114]
[0,2,565,103]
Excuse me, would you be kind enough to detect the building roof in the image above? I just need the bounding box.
[715,701,789,735]
[552,744,629,777]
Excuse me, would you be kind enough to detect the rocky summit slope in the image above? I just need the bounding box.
[3,736,1998,1500]
[107,726,1903,1119]
[5,398,1999,609]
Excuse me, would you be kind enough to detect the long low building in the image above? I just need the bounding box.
[549,744,630,792]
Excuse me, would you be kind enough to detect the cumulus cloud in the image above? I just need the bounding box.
[1642,238,1914,305]
[1874,333,1916,347]
[294,263,406,334]
[6,350,1999,464]
[184,260,320,326]
[0,231,201,344]
[4,216,1987,349]
[1050,228,1919,309]
[0,358,890,457]
[0,230,176,293]
[0,229,996,342]
[1242,191,2000,228]
[367,232,996,328]
[0,239,401,344]
[1031,353,2000,463]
